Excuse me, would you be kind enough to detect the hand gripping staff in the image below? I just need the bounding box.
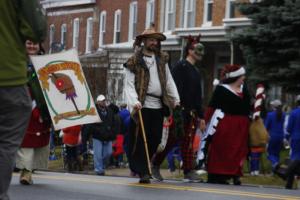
[138,110,152,176]
[196,109,224,172]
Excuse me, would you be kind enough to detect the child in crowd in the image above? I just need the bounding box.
[62,125,82,172]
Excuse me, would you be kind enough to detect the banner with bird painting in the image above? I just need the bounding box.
[30,49,101,130]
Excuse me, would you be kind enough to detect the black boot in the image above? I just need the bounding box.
[139,174,151,184]
[233,176,241,185]
[285,160,300,189]
[207,173,217,183]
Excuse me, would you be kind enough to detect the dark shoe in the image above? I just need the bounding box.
[139,174,151,184]
[183,171,203,183]
[273,164,288,180]
[151,166,164,181]
[207,174,229,185]
[96,171,105,176]
[233,176,241,185]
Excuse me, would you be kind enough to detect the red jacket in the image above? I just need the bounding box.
[112,134,124,157]
[62,125,82,146]
[21,107,51,148]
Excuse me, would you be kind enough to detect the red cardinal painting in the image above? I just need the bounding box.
[50,73,80,114]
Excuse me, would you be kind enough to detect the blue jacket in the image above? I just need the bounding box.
[287,107,300,140]
[264,111,285,139]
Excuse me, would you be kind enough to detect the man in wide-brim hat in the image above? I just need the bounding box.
[133,26,166,53]
[123,26,180,184]
[135,26,166,41]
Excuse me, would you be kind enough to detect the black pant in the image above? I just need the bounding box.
[128,108,164,176]
[66,146,79,162]
[285,160,300,189]
[0,86,31,199]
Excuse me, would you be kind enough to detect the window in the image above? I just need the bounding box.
[165,0,176,31]
[128,2,138,40]
[73,18,79,49]
[183,0,195,28]
[99,11,106,47]
[145,0,155,28]
[49,24,55,48]
[226,0,236,19]
[61,24,67,49]
[203,0,213,25]
[114,10,121,44]
[86,17,93,53]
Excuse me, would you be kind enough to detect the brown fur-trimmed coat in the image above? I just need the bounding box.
[124,48,173,108]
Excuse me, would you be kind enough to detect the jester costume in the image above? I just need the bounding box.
[152,59,204,174]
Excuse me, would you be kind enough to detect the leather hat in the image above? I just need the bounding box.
[135,27,166,41]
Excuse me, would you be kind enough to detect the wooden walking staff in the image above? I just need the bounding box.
[138,109,152,176]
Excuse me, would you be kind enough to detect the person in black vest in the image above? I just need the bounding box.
[151,35,206,182]
[124,26,180,184]
[89,95,118,176]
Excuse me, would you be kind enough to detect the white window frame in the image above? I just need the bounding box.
[128,1,138,41]
[183,0,196,28]
[99,11,106,47]
[225,0,236,19]
[61,24,67,48]
[145,0,155,28]
[73,18,80,49]
[113,10,122,44]
[85,17,93,53]
[164,0,176,32]
[203,0,213,26]
[49,24,55,48]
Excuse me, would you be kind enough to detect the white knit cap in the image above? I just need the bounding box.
[270,99,282,107]
[96,94,105,102]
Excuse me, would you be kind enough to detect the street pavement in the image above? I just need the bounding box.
[9,171,300,200]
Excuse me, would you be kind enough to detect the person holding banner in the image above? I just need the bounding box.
[0,0,46,199]
[205,64,251,185]
[124,26,180,184]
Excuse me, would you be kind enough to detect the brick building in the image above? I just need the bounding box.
[41,0,253,105]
